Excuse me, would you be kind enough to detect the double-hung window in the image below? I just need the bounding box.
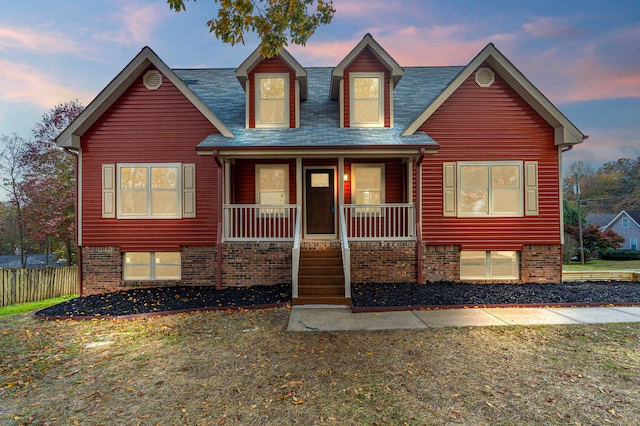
[350,72,384,127]
[622,218,630,229]
[255,73,289,128]
[118,164,181,218]
[458,162,523,217]
[352,164,384,214]
[123,252,181,280]
[256,164,289,215]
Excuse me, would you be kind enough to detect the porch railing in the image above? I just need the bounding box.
[338,207,351,298]
[223,204,298,241]
[342,203,416,240]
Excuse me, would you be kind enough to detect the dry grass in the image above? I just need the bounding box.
[1,307,639,425]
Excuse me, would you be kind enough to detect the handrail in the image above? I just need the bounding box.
[291,206,302,299]
[339,207,351,298]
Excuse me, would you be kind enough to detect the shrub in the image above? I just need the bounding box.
[601,249,640,260]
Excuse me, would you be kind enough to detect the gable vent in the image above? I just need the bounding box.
[475,67,495,88]
[143,70,163,90]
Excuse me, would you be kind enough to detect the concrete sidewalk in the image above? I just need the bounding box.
[287,305,640,332]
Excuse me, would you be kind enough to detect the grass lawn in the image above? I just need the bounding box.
[1,308,639,425]
[0,295,77,318]
[563,259,640,271]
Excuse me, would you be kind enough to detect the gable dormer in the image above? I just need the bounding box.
[236,47,307,129]
[330,34,403,128]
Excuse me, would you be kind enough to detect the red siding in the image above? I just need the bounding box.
[81,66,219,251]
[419,66,560,250]
[248,56,296,128]
[343,47,391,127]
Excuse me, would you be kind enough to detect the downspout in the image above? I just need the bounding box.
[64,148,83,296]
[213,150,223,290]
[415,148,425,285]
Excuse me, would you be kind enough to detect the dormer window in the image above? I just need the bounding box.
[350,73,384,127]
[255,73,289,128]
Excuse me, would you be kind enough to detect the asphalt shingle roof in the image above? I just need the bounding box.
[173,66,463,149]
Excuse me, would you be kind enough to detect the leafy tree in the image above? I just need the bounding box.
[0,134,30,267]
[166,0,335,58]
[564,224,624,258]
[20,100,84,265]
[0,201,19,256]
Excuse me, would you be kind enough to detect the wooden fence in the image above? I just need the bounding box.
[0,266,79,307]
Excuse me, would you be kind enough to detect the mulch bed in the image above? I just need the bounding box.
[35,281,640,319]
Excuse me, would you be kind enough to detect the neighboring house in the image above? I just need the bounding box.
[587,210,640,250]
[57,34,586,303]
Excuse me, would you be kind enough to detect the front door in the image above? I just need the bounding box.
[305,169,335,234]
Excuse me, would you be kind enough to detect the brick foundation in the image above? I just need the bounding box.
[81,245,218,295]
[350,241,417,283]
[422,244,460,283]
[520,244,562,283]
[221,241,292,287]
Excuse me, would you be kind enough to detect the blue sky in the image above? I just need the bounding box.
[1,0,639,169]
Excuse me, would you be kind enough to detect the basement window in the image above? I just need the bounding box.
[123,252,181,280]
[460,251,519,280]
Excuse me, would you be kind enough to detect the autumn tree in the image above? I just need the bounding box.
[0,134,30,267]
[564,224,624,259]
[20,100,84,265]
[166,0,335,57]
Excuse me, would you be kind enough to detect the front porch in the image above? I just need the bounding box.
[220,203,417,304]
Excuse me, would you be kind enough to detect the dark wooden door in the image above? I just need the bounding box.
[306,169,335,234]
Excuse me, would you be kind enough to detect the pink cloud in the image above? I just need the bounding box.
[93,2,167,45]
[0,25,89,56]
[0,60,93,109]
[564,128,640,166]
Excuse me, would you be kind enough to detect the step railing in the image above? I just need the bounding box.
[339,207,351,298]
[291,206,302,299]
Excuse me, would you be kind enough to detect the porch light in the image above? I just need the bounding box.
[343,173,349,182]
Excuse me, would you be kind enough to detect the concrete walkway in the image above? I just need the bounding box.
[287,305,640,332]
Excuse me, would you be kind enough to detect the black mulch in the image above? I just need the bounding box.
[35,281,640,319]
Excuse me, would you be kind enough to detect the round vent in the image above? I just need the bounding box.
[475,67,495,88]
[143,70,163,90]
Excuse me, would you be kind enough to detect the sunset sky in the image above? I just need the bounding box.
[1,0,639,170]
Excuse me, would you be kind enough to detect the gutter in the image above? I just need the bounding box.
[416,148,425,285]
[213,150,223,290]
[64,148,83,296]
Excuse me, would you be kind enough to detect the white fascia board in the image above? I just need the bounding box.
[402,43,585,145]
[56,46,234,149]
[603,210,639,230]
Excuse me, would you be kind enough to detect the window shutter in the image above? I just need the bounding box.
[442,162,457,217]
[182,164,196,218]
[524,161,538,216]
[102,164,115,218]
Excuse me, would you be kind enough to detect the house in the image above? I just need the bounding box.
[57,34,586,303]
[587,210,640,250]
[0,254,59,269]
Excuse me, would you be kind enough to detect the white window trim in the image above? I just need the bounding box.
[352,163,385,215]
[123,252,181,281]
[117,163,182,219]
[631,237,638,250]
[255,73,290,128]
[622,217,630,229]
[256,164,290,216]
[457,161,523,217]
[349,72,384,128]
[460,251,519,280]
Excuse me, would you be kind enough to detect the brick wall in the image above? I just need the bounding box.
[422,244,460,283]
[81,245,218,295]
[520,244,562,283]
[221,241,292,287]
[81,246,122,295]
[350,241,417,283]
